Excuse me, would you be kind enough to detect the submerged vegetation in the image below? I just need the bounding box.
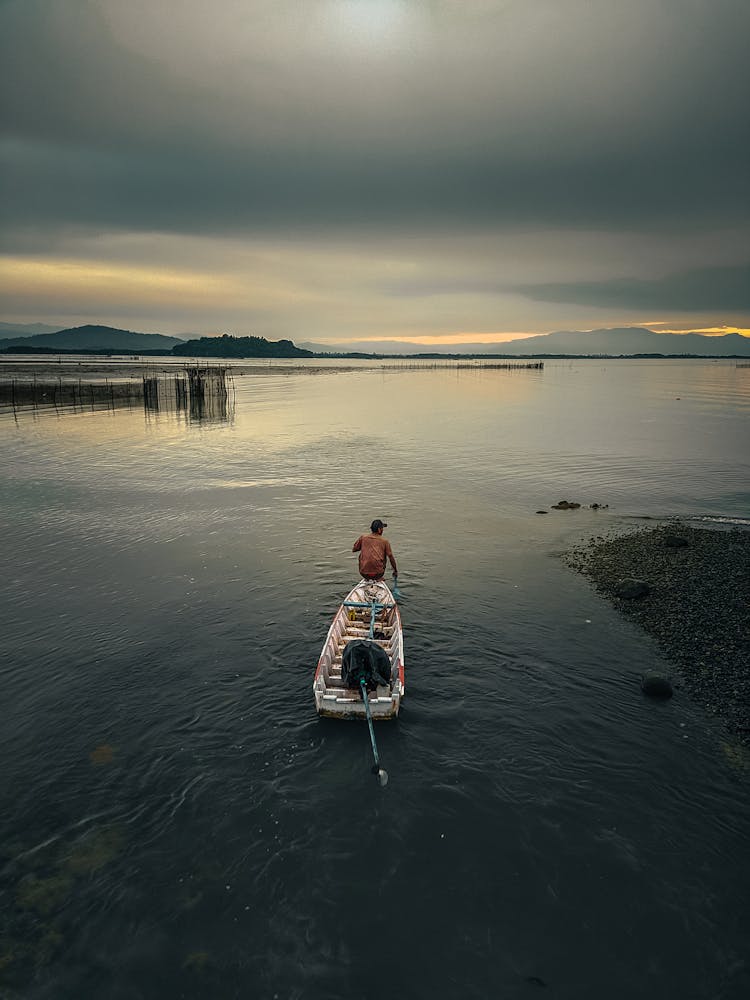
[2,824,125,990]
[16,873,74,917]
[89,744,116,766]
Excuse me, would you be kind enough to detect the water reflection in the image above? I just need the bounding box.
[143,367,234,425]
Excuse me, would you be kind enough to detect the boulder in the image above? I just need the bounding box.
[552,500,581,510]
[615,578,650,599]
[535,510,548,514]
[641,674,673,698]
[664,534,689,548]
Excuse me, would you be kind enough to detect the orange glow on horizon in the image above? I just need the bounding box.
[323,327,750,346]
[324,331,542,345]
[638,322,750,337]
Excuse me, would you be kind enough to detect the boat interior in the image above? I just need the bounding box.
[317,582,402,708]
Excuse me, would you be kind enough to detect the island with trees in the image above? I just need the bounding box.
[171,334,313,358]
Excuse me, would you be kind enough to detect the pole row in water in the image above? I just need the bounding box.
[382,361,544,370]
[0,366,233,421]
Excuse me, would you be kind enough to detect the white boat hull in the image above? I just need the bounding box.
[313,579,404,720]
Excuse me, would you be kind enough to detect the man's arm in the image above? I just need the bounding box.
[386,542,398,576]
[352,536,362,553]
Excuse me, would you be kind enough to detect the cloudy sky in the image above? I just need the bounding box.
[1,0,748,345]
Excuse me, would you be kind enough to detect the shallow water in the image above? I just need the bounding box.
[1,359,749,999]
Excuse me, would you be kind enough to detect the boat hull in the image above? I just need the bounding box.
[313,579,404,720]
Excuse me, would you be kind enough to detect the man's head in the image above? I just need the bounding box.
[371,519,387,534]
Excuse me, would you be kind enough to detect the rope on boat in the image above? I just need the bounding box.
[342,591,393,783]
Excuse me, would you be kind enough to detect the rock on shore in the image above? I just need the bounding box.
[564,524,749,743]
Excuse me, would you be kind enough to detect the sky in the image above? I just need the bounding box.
[1,0,748,346]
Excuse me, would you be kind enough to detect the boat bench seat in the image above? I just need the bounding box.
[323,675,391,697]
[332,692,390,704]
[342,625,394,636]
[336,639,391,652]
[325,677,350,689]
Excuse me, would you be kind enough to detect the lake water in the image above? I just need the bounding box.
[1,359,749,999]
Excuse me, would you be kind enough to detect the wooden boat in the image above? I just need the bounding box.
[313,578,405,719]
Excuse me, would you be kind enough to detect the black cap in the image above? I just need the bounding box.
[371,519,387,532]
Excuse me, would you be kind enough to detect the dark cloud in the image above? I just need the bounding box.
[2,1,749,335]
[2,134,746,247]
[515,264,750,312]
[1,0,749,243]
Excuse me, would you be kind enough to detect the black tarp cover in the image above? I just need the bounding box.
[341,639,392,691]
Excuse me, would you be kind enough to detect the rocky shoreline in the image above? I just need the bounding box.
[564,523,749,743]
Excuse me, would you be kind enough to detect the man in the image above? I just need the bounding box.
[352,519,398,581]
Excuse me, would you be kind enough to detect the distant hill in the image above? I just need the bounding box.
[300,328,750,357]
[4,323,746,357]
[1,325,184,351]
[172,334,313,358]
[509,327,750,356]
[0,321,64,340]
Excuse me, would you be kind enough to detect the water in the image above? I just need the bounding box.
[1,359,748,999]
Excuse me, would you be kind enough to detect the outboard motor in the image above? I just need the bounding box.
[341,639,392,691]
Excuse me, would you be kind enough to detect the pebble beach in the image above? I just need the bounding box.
[565,523,750,743]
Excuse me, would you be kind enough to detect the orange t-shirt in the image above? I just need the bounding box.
[353,533,393,578]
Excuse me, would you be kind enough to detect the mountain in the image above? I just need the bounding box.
[298,339,517,355]
[1,325,184,351]
[172,334,313,358]
[300,328,750,357]
[0,321,64,340]
[507,327,750,356]
[4,324,746,357]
